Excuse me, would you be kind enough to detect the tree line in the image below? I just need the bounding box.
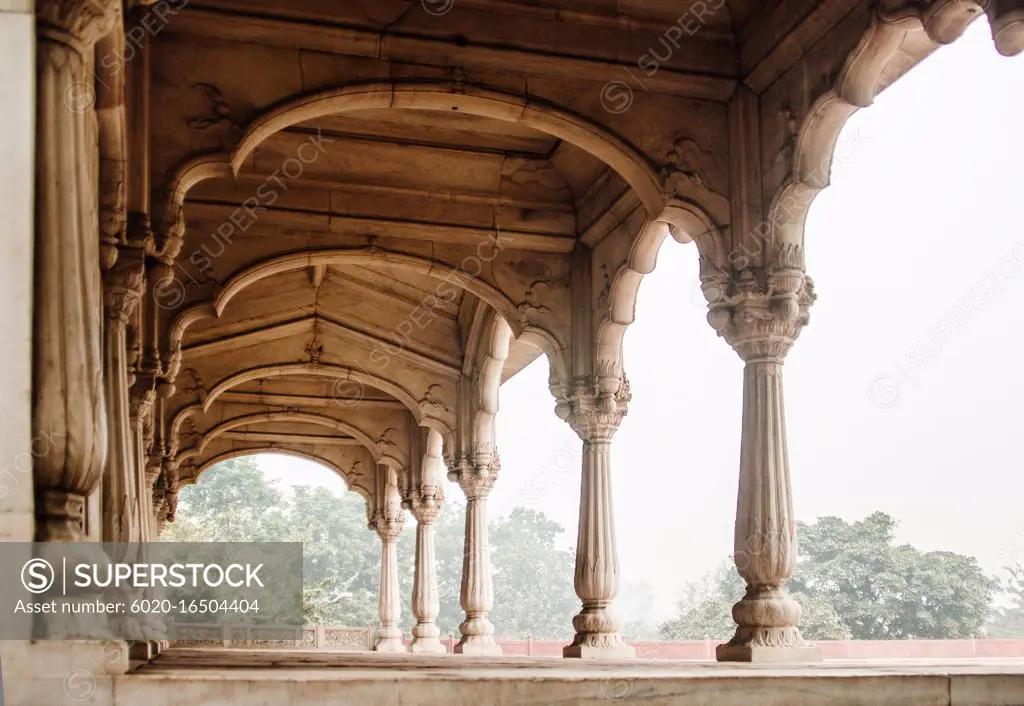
[164,458,1024,641]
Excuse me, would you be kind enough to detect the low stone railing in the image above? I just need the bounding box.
[170,624,374,651]
[171,627,1024,660]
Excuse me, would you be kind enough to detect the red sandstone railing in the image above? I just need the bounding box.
[171,624,1024,659]
[478,637,1024,660]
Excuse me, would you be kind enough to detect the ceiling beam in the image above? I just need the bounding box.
[324,268,461,320]
[317,314,461,377]
[169,7,738,102]
[219,431,364,447]
[228,172,575,213]
[741,0,860,94]
[181,313,462,377]
[183,318,313,359]
[185,202,578,253]
[283,125,554,161]
[218,391,406,410]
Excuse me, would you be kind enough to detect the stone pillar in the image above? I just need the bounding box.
[451,457,501,656]
[101,246,146,543]
[371,508,405,653]
[406,491,445,654]
[702,256,823,663]
[556,377,635,659]
[33,0,120,542]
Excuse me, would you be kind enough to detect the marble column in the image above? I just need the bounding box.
[371,507,405,653]
[556,378,635,659]
[407,492,445,653]
[33,0,120,541]
[703,258,822,663]
[452,457,501,656]
[101,246,146,543]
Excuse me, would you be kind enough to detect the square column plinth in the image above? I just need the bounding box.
[716,643,824,663]
[563,643,636,659]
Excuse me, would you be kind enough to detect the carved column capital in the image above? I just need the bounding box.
[370,511,405,543]
[404,489,442,524]
[554,374,630,443]
[104,245,146,324]
[457,469,497,500]
[446,450,499,499]
[129,378,155,432]
[701,245,816,362]
[37,0,120,50]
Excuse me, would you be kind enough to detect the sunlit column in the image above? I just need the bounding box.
[371,504,405,653]
[33,0,119,541]
[703,258,823,662]
[451,455,501,656]
[407,492,445,653]
[556,379,635,659]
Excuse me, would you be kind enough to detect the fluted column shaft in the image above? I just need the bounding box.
[33,0,119,541]
[408,497,445,653]
[716,357,819,660]
[373,516,405,652]
[702,257,822,662]
[453,466,500,655]
[101,248,146,543]
[556,380,635,659]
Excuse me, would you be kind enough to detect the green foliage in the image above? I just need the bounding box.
[660,513,998,641]
[988,565,1024,638]
[164,458,576,638]
[488,508,577,639]
[162,456,289,542]
[658,562,742,640]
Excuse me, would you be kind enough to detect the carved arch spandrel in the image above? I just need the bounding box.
[763,1,1023,257]
[590,198,728,379]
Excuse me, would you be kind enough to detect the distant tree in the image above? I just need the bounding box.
[488,507,577,639]
[660,513,997,641]
[987,565,1024,638]
[161,457,289,542]
[659,562,741,640]
[289,486,380,628]
[164,459,580,638]
[791,513,997,639]
[619,581,661,640]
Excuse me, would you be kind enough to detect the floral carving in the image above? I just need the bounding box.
[419,384,448,415]
[104,246,146,324]
[554,373,631,443]
[517,280,553,322]
[699,244,816,362]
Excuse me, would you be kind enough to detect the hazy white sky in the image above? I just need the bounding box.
[260,19,1024,620]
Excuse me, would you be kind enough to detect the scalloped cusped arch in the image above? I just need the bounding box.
[177,411,405,470]
[189,448,374,504]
